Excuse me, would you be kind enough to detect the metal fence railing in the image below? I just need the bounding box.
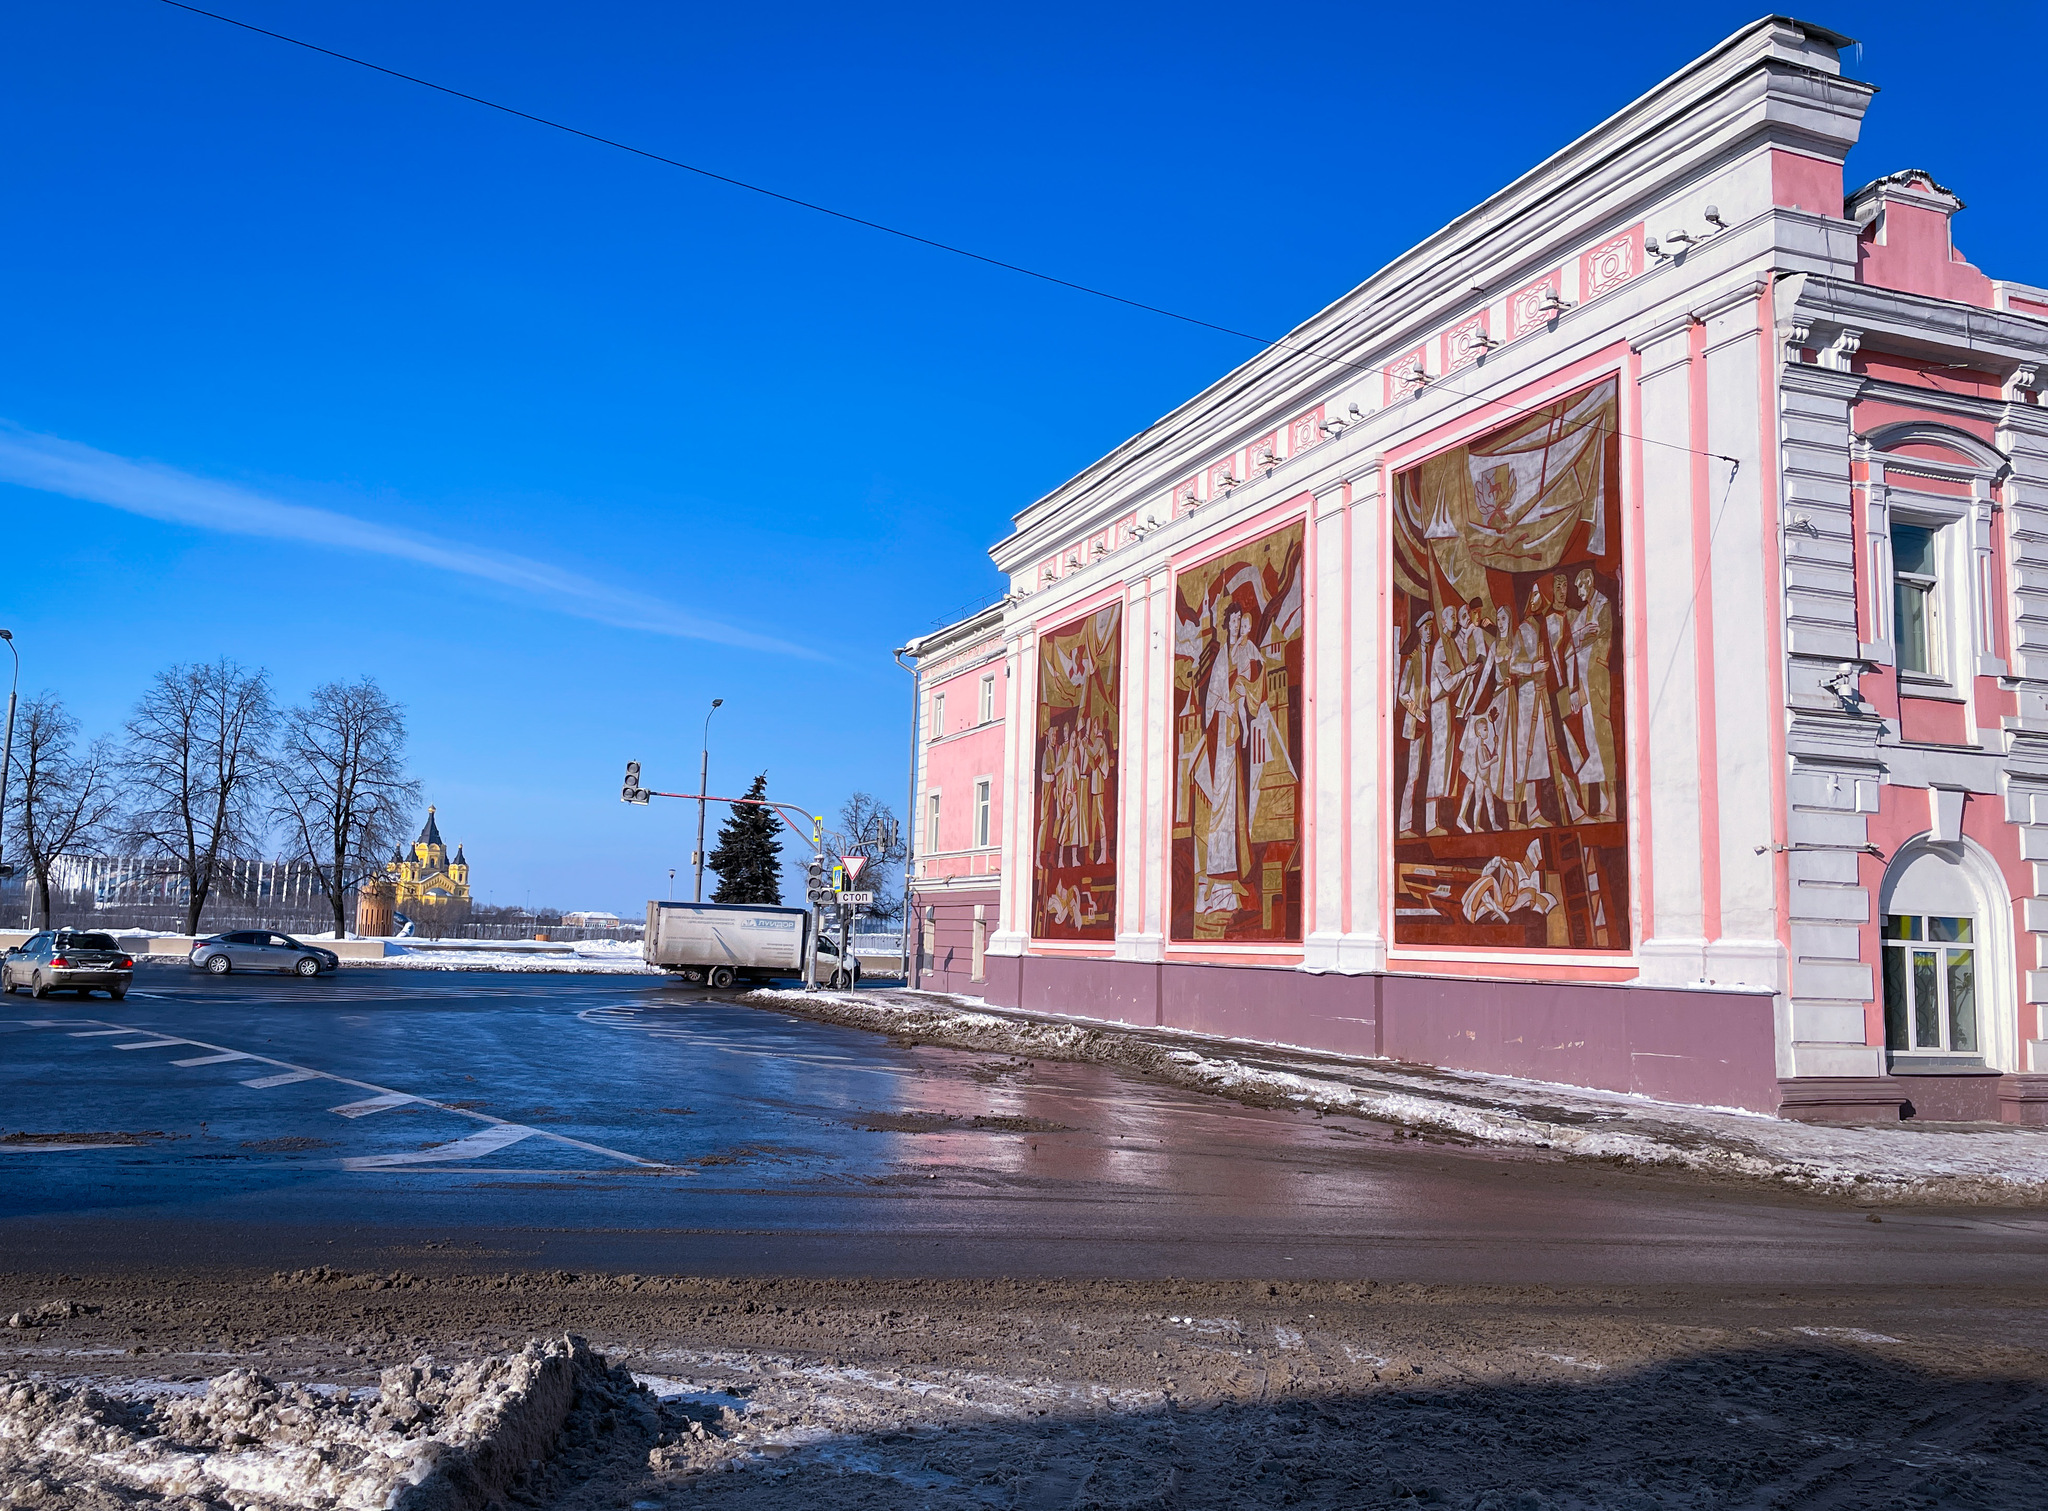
[0,858,344,937]
[0,856,643,944]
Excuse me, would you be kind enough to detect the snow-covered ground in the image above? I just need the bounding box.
[354,939,660,974]
[747,986,2048,1205]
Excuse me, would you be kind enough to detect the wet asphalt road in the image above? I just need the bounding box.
[4,965,2047,1281]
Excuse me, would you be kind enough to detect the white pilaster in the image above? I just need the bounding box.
[1633,316,1709,982]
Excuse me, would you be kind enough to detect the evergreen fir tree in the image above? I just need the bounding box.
[709,772,784,905]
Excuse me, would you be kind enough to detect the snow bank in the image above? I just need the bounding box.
[355,940,659,975]
[744,986,2048,1205]
[0,1335,643,1510]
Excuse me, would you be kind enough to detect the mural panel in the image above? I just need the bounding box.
[1032,604,1121,940]
[1390,378,1629,949]
[1171,521,1305,941]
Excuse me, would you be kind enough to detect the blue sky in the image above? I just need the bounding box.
[2,1,2040,914]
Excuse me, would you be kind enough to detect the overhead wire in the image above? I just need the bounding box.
[155,0,1743,469]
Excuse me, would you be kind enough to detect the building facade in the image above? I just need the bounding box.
[901,604,1008,993]
[916,17,2048,1120]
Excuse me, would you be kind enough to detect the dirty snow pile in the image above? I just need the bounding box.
[748,986,2048,1204]
[0,1335,647,1510]
[631,1345,1168,1489]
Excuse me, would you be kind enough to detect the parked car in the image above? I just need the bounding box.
[2,930,135,999]
[189,931,340,977]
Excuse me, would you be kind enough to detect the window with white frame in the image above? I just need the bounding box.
[931,692,945,739]
[1865,424,2006,693]
[979,674,995,724]
[926,790,942,855]
[1890,518,1942,678]
[973,777,991,848]
[1882,913,1977,1056]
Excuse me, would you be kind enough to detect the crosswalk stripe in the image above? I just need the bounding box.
[330,1092,418,1118]
[242,1070,324,1088]
[340,1124,538,1169]
[113,1039,187,1050]
[172,1051,252,1067]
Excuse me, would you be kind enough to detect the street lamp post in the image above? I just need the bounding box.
[694,698,723,902]
[0,630,18,887]
[667,868,675,901]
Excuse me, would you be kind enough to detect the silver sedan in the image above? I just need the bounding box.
[189,931,341,977]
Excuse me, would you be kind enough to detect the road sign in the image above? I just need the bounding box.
[837,891,874,905]
[841,855,868,882]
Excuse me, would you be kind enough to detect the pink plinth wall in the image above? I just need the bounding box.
[909,888,1001,997]
[980,953,1781,1114]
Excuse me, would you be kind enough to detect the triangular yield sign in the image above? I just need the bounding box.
[841,855,868,882]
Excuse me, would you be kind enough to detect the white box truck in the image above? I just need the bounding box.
[642,900,859,989]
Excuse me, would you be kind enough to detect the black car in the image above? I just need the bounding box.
[3,930,136,999]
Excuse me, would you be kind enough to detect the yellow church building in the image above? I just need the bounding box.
[356,807,469,935]
[388,806,470,906]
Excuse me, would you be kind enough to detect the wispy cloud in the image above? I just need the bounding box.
[0,423,816,658]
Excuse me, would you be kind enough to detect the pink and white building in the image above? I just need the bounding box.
[907,17,2048,1121]
[901,604,1008,994]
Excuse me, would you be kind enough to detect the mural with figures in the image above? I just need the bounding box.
[1032,604,1121,939]
[1172,521,1305,942]
[1390,379,1628,949]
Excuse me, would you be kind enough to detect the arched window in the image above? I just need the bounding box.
[1855,422,2009,694]
[1879,836,2014,1069]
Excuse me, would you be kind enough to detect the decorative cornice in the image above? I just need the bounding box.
[1786,275,2048,368]
[1691,277,1771,323]
[988,18,1870,573]
[899,601,1005,662]
[1781,364,1868,401]
[1817,328,1863,372]
[1628,312,1697,353]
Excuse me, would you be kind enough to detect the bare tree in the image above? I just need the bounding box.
[825,791,905,925]
[123,659,275,935]
[6,694,120,927]
[270,678,422,939]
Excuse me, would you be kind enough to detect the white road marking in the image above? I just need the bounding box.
[70,1029,148,1037]
[14,1015,669,1170]
[341,1124,538,1169]
[171,1051,252,1067]
[330,1092,418,1118]
[113,1039,188,1051]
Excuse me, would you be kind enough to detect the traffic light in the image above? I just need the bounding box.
[805,853,829,904]
[621,761,648,804]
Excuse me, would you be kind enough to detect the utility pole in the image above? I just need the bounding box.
[892,645,919,987]
[0,630,17,887]
[694,698,723,902]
